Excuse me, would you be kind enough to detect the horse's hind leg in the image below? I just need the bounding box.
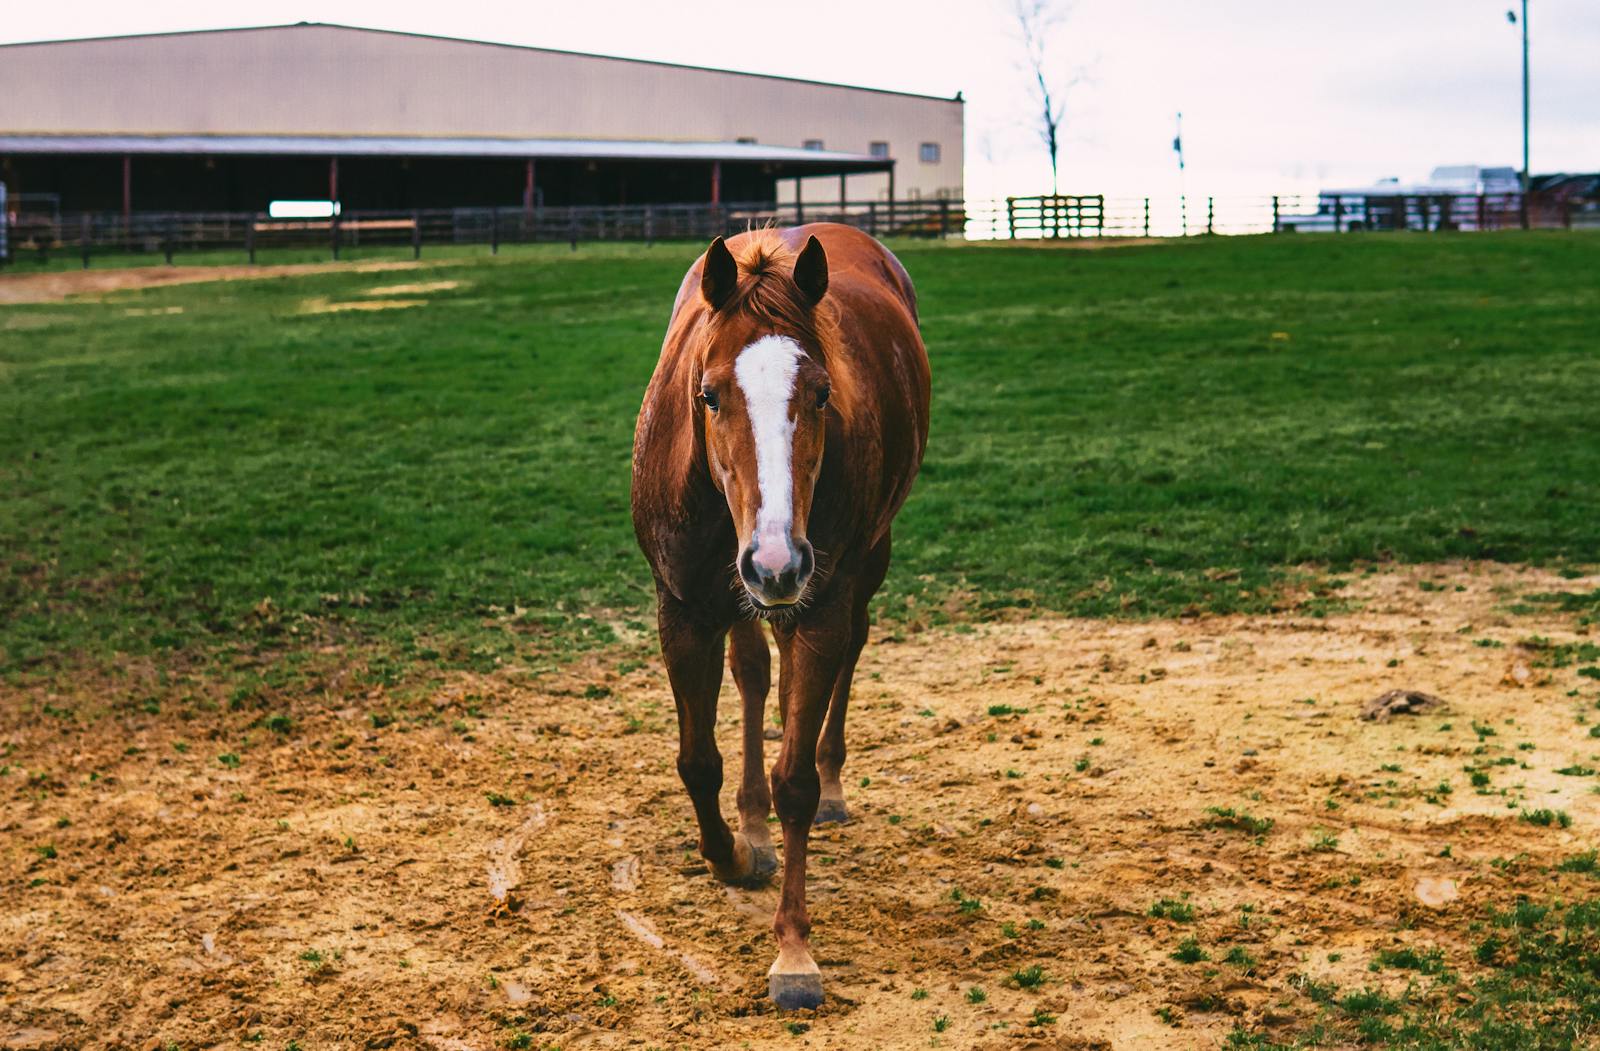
[657,596,762,885]
[815,534,891,826]
[729,618,778,880]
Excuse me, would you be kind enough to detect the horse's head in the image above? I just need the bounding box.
[695,233,832,612]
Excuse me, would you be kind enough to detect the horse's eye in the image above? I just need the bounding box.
[816,385,831,410]
[701,389,719,412]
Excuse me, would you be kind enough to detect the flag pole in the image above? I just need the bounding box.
[1174,112,1187,236]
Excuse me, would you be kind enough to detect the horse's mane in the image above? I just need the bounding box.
[707,228,840,364]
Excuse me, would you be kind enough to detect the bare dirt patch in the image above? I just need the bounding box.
[365,281,464,297]
[0,260,453,306]
[4,564,1599,1049]
[299,297,429,315]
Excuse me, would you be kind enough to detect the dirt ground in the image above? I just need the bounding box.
[4,563,1599,1050]
[0,260,450,306]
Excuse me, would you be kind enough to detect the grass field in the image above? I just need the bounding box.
[4,232,1596,684]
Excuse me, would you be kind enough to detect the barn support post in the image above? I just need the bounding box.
[411,211,421,259]
[328,156,341,260]
[887,168,896,231]
[795,178,804,225]
[80,213,91,270]
[839,173,847,214]
[710,161,722,206]
[523,158,536,233]
[121,154,132,249]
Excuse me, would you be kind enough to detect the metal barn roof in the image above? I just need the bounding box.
[0,134,891,170]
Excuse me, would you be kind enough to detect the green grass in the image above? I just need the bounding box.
[1234,896,1600,1049]
[4,233,1598,682]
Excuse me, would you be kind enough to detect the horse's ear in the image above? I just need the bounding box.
[793,235,829,305]
[701,236,738,311]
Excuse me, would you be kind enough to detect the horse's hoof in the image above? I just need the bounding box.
[750,844,779,881]
[769,960,824,1010]
[813,798,849,826]
[710,834,776,886]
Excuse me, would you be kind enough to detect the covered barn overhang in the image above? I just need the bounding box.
[0,133,895,213]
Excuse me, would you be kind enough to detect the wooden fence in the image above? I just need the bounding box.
[0,199,966,267]
[2,192,1595,267]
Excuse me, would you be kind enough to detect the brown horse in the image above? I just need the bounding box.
[631,223,930,1007]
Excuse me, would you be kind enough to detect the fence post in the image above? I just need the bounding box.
[1271,196,1280,233]
[412,211,422,259]
[1006,197,1016,239]
[331,209,340,261]
[1206,197,1215,236]
[645,206,655,247]
[246,215,256,264]
[569,216,578,252]
[164,219,175,265]
[1334,197,1345,233]
[938,199,949,239]
[867,201,877,237]
[490,207,500,256]
[1143,197,1151,238]
[81,214,92,270]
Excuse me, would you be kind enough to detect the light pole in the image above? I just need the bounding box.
[1508,2,1530,227]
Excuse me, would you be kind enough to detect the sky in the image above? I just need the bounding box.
[4,0,1595,198]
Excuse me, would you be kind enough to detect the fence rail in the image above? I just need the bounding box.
[2,192,1595,266]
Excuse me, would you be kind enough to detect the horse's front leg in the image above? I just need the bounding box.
[657,597,764,885]
[767,597,854,1009]
[729,619,778,880]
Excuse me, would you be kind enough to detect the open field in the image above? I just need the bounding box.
[3,233,1600,1048]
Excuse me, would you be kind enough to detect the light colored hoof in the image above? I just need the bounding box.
[709,834,776,887]
[769,958,824,1010]
[813,798,849,826]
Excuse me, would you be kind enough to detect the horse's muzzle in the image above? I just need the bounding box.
[739,536,815,608]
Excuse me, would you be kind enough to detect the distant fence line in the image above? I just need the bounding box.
[2,192,1595,267]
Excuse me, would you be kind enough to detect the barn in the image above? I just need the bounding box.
[0,23,964,218]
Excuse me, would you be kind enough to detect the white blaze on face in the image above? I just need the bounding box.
[734,335,804,571]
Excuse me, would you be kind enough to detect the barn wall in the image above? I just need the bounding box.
[0,25,963,202]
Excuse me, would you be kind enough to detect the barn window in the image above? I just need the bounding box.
[803,139,824,151]
[869,141,889,158]
[919,142,941,164]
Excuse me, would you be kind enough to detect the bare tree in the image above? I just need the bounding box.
[1012,0,1079,195]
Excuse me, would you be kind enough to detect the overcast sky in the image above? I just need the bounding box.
[5,0,1595,197]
